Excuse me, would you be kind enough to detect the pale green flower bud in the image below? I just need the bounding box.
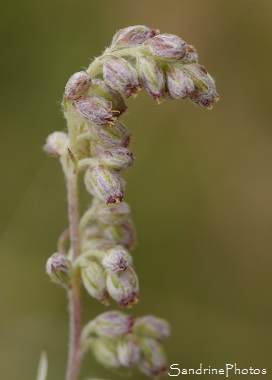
[103,245,133,273]
[145,33,186,61]
[91,338,121,369]
[46,253,71,287]
[111,25,157,48]
[182,44,198,64]
[81,261,109,304]
[106,266,139,307]
[97,147,134,171]
[87,78,127,116]
[74,96,116,126]
[117,334,140,367]
[96,202,131,225]
[103,219,136,250]
[103,56,139,98]
[139,337,167,377]
[138,56,165,100]
[91,121,131,149]
[86,311,135,338]
[166,66,195,99]
[43,131,68,156]
[133,315,170,340]
[81,238,116,253]
[85,166,125,204]
[83,225,103,240]
[64,71,92,100]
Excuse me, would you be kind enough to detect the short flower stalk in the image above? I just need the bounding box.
[43,25,218,380]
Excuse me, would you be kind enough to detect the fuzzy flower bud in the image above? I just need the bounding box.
[64,71,92,100]
[85,311,135,339]
[85,166,125,204]
[91,338,121,369]
[102,245,133,273]
[103,56,139,98]
[96,202,131,225]
[91,121,131,149]
[139,337,167,377]
[111,25,157,48]
[133,315,170,340]
[74,96,116,126]
[97,147,134,171]
[88,78,127,116]
[166,66,195,99]
[117,334,140,367]
[182,44,198,64]
[138,56,165,100]
[106,267,139,307]
[46,253,71,287]
[43,131,68,156]
[81,261,109,304]
[103,219,136,250]
[145,33,186,61]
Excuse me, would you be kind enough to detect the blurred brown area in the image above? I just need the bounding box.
[1,0,272,379]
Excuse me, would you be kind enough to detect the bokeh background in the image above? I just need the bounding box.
[1,0,272,379]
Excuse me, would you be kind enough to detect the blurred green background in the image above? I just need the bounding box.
[1,0,272,379]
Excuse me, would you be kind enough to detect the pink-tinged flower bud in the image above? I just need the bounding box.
[91,311,135,338]
[81,261,109,304]
[64,71,92,100]
[111,25,157,48]
[91,338,121,369]
[103,56,139,98]
[145,33,186,61]
[138,56,165,100]
[43,131,68,156]
[106,267,139,307]
[166,66,194,99]
[74,96,116,126]
[117,334,140,367]
[103,245,133,273]
[103,219,136,250]
[97,147,134,171]
[85,166,125,204]
[88,78,127,116]
[46,253,71,287]
[92,121,131,149]
[96,202,131,225]
[133,315,170,340]
[182,44,198,64]
[139,337,167,377]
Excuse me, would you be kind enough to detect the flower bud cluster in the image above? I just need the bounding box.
[82,311,170,377]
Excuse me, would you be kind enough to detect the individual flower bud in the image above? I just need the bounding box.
[106,266,139,307]
[81,261,109,304]
[145,33,186,61]
[133,315,170,340]
[97,147,134,171]
[166,66,194,99]
[81,238,116,253]
[138,56,165,100]
[102,245,133,273]
[117,334,140,367]
[103,56,139,98]
[43,131,68,156]
[74,96,116,126]
[46,253,71,287]
[91,121,131,148]
[83,225,103,240]
[103,219,136,250]
[88,78,127,116]
[139,337,167,377]
[64,71,92,100]
[91,338,121,369]
[111,25,157,48]
[85,166,125,204]
[88,311,135,338]
[182,44,198,64]
[96,202,131,225]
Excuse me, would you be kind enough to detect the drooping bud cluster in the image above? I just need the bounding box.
[82,311,170,377]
